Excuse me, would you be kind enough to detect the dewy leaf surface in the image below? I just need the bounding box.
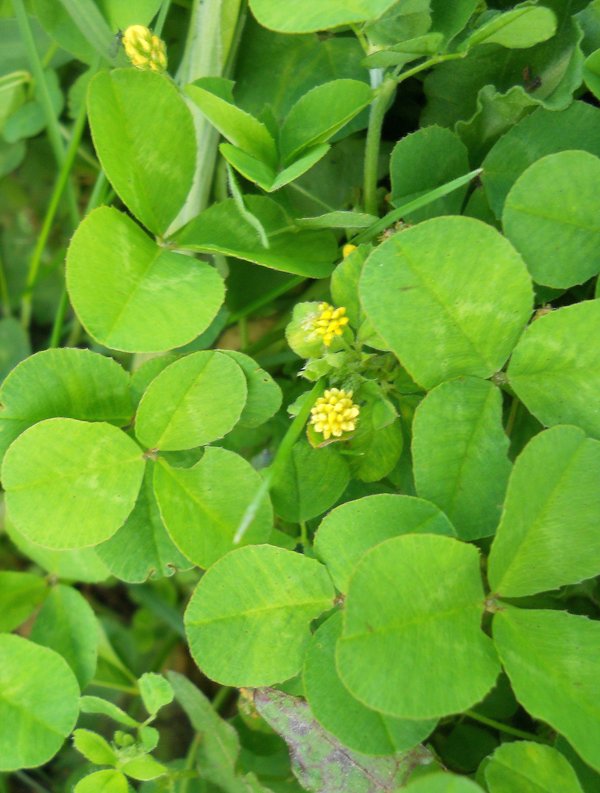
[503,151,600,288]
[412,377,511,540]
[184,545,335,686]
[359,216,533,389]
[488,426,600,598]
[254,688,433,793]
[88,69,196,235]
[337,535,500,720]
[0,634,79,772]
[507,301,600,439]
[135,351,247,451]
[484,741,584,793]
[314,493,455,593]
[304,613,436,756]
[2,418,145,549]
[154,448,273,569]
[67,207,225,353]
[248,0,399,33]
[493,607,600,772]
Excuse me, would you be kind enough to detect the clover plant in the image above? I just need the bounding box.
[1,0,600,791]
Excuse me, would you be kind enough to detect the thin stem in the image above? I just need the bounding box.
[12,772,51,793]
[12,0,79,222]
[465,710,543,742]
[227,275,305,325]
[234,380,325,544]
[21,91,89,329]
[179,733,202,793]
[505,396,520,437]
[299,520,309,550]
[212,686,234,712]
[238,316,249,350]
[90,679,139,696]
[363,78,397,216]
[154,0,172,37]
[0,253,11,317]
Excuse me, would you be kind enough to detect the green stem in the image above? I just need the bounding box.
[12,771,51,793]
[0,253,11,317]
[363,78,397,216]
[227,275,305,325]
[212,686,234,712]
[299,520,309,551]
[234,380,325,544]
[12,0,79,223]
[179,733,202,793]
[91,679,139,696]
[154,0,172,36]
[465,710,543,742]
[21,91,89,330]
[505,396,520,437]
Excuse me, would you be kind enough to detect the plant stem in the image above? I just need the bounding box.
[212,685,234,712]
[505,395,520,437]
[234,380,325,544]
[13,771,51,793]
[227,275,305,325]
[154,0,172,36]
[465,709,543,742]
[21,90,89,330]
[299,520,309,550]
[91,679,139,696]
[363,78,397,216]
[0,253,11,317]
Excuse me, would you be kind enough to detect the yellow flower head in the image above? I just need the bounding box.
[310,388,359,441]
[310,302,349,346]
[122,25,168,73]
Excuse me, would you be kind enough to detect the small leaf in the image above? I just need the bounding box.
[493,607,600,772]
[304,613,436,756]
[314,494,455,594]
[120,754,167,781]
[74,770,128,793]
[73,729,118,765]
[484,741,584,793]
[67,207,225,354]
[220,350,282,428]
[0,634,80,771]
[31,584,99,689]
[404,773,485,792]
[154,448,273,568]
[174,196,338,279]
[254,688,434,792]
[0,571,47,632]
[139,673,174,715]
[2,418,145,549]
[412,377,511,540]
[507,301,600,440]
[135,351,247,451]
[80,695,139,727]
[88,69,196,235]
[463,6,556,50]
[338,535,500,719]
[359,217,533,389]
[184,545,335,686]
[583,47,600,101]
[248,0,398,33]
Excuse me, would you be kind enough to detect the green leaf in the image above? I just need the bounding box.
[219,350,282,428]
[430,0,479,45]
[304,613,436,756]
[88,69,196,235]
[338,535,500,719]
[484,741,584,793]
[74,770,128,793]
[507,301,600,439]
[135,351,247,451]
[462,6,556,50]
[488,426,600,598]
[54,0,115,63]
[583,47,600,99]
[187,79,277,166]
[254,688,434,792]
[359,217,533,389]
[2,418,145,549]
[139,673,174,715]
[0,347,133,465]
[73,728,118,765]
[503,151,600,288]
[0,317,30,382]
[314,494,455,594]
[154,448,273,569]
[30,584,99,689]
[493,607,600,772]
[280,80,372,164]
[389,127,470,223]
[247,0,399,33]
[363,33,444,69]
[97,464,191,583]
[405,773,485,792]
[121,754,167,781]
[67,206,225,354]
[32,0,96,63]
[0,571,47,632]
[412,378,511,541]
[270,438,350,523]
[347,403,403,483]
[0,634,79,771]
[97,0,162,29]
[80,695,139,727]
[483,102,600,218]
[184,545,335,686]
[174,196,338,279]
[297,211,377,230]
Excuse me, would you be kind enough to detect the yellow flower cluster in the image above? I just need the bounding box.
[311,302,349,346]
[310,389,359,441]
[122,25,167,73]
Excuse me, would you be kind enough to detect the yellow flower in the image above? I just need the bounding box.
[310,302,349,346]
[310,388,359,441]
[342,243,357,258]
[122,25,168,73]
